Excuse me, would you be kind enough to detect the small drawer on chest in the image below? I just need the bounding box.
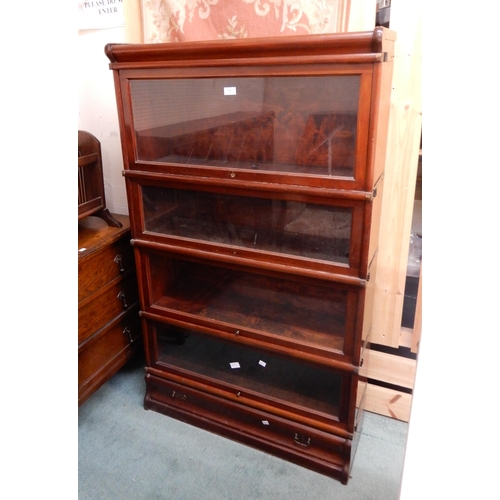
[78,236,135,302]
[79,304,142,403]
[78,275,139,345]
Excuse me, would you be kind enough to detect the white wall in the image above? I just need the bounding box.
[78,27,129,215]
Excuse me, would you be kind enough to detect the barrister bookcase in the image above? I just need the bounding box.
[106,27,396,484]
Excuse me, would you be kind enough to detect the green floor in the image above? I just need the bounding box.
[79,360,408,500]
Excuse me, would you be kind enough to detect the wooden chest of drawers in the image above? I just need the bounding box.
[78,214,142,405]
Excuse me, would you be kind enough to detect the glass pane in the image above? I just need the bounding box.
[149,255,347,353]
[142,186,352,264]
[155,323,343,418]
[131,76,359,177]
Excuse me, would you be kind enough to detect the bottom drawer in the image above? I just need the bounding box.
[78,307,142,405]
[144,372,352,484]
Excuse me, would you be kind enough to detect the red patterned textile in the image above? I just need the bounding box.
[143,0,348,42]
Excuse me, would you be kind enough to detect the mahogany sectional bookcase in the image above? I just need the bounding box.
[106,27,395,484]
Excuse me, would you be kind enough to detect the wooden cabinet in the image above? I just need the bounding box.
[78,214,142,405]
[106,27,395,484]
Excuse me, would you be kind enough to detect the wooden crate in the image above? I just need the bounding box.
[361,303,421,423]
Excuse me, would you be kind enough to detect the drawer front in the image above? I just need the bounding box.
[78,236,134,302]
[78,306,142,404]
[78,275,139,345]
[145,373,351,483]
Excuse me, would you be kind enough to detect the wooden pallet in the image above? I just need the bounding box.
[361,305,421,423]
[361,1,422,422]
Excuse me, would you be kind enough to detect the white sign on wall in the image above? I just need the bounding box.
[78,0,124,30]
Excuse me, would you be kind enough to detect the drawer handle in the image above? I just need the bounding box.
[123,326,134,343]
[114,254,125,272]
[117,291,128,309]
[294,433,311,448]
[171,390,187,401]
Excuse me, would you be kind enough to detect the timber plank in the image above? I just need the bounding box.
[358,383,412,422]
[366,350,416,390]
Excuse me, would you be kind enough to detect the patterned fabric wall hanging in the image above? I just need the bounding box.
[142,0,351,42]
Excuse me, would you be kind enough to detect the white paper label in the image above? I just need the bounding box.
[224,86,237,96]
[262,420,270,426]
[259,360,267,367]
[230,362,240,369]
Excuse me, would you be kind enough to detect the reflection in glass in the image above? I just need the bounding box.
[142,186,352,264]
[131,76,359,177]
[155,323,343,418]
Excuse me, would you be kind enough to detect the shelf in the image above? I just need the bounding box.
[145,253,354,361]
[154,323,344,422]
[141,184,353,266]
